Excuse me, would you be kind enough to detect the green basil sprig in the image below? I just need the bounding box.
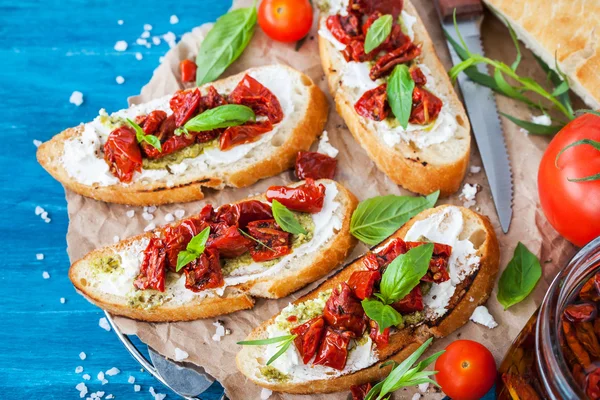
[387,64,415,129]
[272,200,307,235]
[237,334,297,365]
[350,191,439,245]
[362,244,434,331]
[126,118,162,152]
[176,104,255,136]
[195,6,257,86]
[175,227,210,272]
[497,242,542,310]
[555,138,600,182]
[365,337,443,400]
[364,14,392,53]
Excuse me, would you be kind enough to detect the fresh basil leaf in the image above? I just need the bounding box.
[237,334,296,346]
[195,6,257,85]
[499,112,563,135]
[176,250,199,272]
[350,191,439,245]
[361,299,403,331]
[555,139,600,182]
[271,200,307,235]
[387,64,415,129]
[126,118,162,152]
[364,14,392,53]
[497,242,542,310]
[183,104,255,132]
[379,243,433,304]
[187,227,210,254]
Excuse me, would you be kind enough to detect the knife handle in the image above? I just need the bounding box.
[435,0,483,21]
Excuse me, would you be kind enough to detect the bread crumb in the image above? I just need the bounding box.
[317,130,339,158]
[460,183,479,208]
[212,320,226,341]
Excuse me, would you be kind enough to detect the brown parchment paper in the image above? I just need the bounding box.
[65,1,580,398]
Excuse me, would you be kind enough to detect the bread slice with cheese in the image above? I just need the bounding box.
[236,205,499,394]
[69,179,358,322]
[318,0,471,197]
[37,65,328,206]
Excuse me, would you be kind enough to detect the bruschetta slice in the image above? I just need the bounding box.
[38,65,328,206]
[317,0,471,196]
[69,179,358,322]
[236,205,499,394]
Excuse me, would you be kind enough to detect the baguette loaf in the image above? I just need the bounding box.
[236,205,499,394]
[69,179,358,322]
[37,65,328,206]
[318,0,471,197]
[483,0,600,109]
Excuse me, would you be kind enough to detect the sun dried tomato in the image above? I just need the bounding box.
[135,238,167,292]
[215,200,273,229]
[392,285,424,314]
[369,42,421,80]
[326,13,362,44]
[219,121,273,151]
[183,248,224,291]
[362,253,381,271]
[266,179,326,213]
[170,89,202,126]
[563,320,592,368]
[351,0,404,17]
[564,302,597,323]
[587,366,600,400]
[104,126,143,183]
[228,75,283,123]
[354,84,389,121]
[290,316,326,364]
[350,383,372,400]
[369,319,390,348]
[247,219,292,262]
[205,223,252,258]
[137,110,168,135]
[406,241,452,283]
[295,151,337,180]
[163,217,207,270]
[410,86,443,125]
[342,40,376,63]
[155,114,177,141]
[313,328,352,370]
[580,272,600,302]
[200,86,228,110]
[249,245,292,262]
[144,132,196,159]
[575,321,600,358]
[195,129,221,144]
[376,238,408,268]
[179,59,197,83]
[410,65,427,87]
[348,270,381,300]
[323,282,366,337]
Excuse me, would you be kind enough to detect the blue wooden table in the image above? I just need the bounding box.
[0,1,229,399]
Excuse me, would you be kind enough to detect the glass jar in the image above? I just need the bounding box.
[497,236,600,399]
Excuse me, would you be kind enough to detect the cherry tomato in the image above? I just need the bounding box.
[538,113,600,247]
[258,0,313,43]
[435,340,496,400]
[179,59,197,82]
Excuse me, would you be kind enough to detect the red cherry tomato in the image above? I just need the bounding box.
[435,340,496,400]
[179,59,197,82]
[258,0,313,43]
[538,113,600,247]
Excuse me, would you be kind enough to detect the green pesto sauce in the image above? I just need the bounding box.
[403,311,424,326]
[98,113,127,131]
[260,366,290,382]
[127,290,166,309]
[420,281,432,296]
[142,141,216,170]
[90,255,122,274]
[275,289,333,331]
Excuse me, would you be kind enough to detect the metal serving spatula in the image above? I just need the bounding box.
[434,0,513,233]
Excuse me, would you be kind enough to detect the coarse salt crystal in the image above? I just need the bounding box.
[134,385,141,392]
[79,352,86,360]
[142,212,154,221]
[35,206,44,215]
[106,395,114,399]
[60,297,66,304]
[114,40,128,51]
[136,38,147,46]
[105,367,120,376]
[261,388,273,400]
[135,52,143,60]
[470,165,481,174]
[102,379,108,385]
[141,31,150,39]
[174,209,185,219]
[212,321,225,341]
[33,139,42,147]
[128,376,135,384]
[97,371,104,381]
[174,348,189,361]
[147,205,157,213]
[117,19,123,25]
[411,394,421,400]
[113,236,120,243]
[126,210,135,218]
[99,317,111,332]
[42,271,50,279]
[76,383,88,398]
[531,114,552,126]
[170,15,179,24]
[36,253,44,260]
[41,211,48,219]
[418,382,429,392]
[159,56,165,63]
[152,37,161,45]
[143,24,152,31]
[164,213,174,222]
[115,76,125,85]
[44,217,51,223]
[83,374,90,380]
[144,223,156,232]
[75,366,84,373]
[69,91,84,106]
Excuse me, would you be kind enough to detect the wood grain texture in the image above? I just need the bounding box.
[0,1,231,398]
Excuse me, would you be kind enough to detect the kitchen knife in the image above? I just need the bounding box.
[434,0,513,233]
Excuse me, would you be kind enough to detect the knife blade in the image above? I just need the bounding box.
[434,0,513,233]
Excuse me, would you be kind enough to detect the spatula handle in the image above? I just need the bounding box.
[435,0,483,21]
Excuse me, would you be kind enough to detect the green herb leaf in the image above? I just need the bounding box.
[271,200,307,235]
[364,14,393,53]
[505,20,522,71]
[266,338,296,366]
[500,112,563,135]
[552,81,570,97]
[379,243,433,304]
[387,65,415,129]
[175,227,210,272]
[493,69,529,103]
[361,299,403,331]
[237,334,297,366]
[350,191,439,245]
[176,250,199,272]
[555,139,600,182]
[195,6,257,85]
[126,118,162,152]
[182,104,255,133]
[497,242,542,310]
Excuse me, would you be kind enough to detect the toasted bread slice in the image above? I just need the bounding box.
[236,205,499,394]
[69,179,358,322]
[318,1,470,196]
[37,65,328,206]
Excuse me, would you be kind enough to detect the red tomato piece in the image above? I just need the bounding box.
[134,237,167,292]
[215,200,273,229]
[352,0,405,17]
[266,178,326,213]
[206,223,252,258]
[246,219,292,262]
[405,241,452,283]
[258,0,313,43]
[347,270,381,300]
[179,59,197,83]
[290,316,326,364]
[249,245,292,262]
[313,328,352,370]
[295,151,337,180]
[219,121,273,151]
[323,282,366,337]
[409,65,427,86]
[354,84,389,121]
[183,248,224,291]
[538,113,600,246]
[200,85,228,110]
[137,110,168,135]
[376,238,408,268]
[350,382,372,400]
[228,75,283,123]
[326,13,362,44]
[144,132,196,159]
[362,253,380,271]
[368,319,390,349]
[410,86,443,125]
[369,42,421,80]
[392,285,424,314]
[170,89,201,126]
[104,126,143,183]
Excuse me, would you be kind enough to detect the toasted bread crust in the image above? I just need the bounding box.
[37,66,328,206]
[236,205,500,393]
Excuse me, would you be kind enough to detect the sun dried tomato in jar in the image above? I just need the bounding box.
[104,126,143,183]
[266,178,326,213]
[295,151,337,180]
